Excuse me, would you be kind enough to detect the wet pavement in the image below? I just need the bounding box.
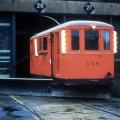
[11,96,120,120]
[0,95,39,120]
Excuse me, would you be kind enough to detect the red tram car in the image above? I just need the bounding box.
[30,20,117,85]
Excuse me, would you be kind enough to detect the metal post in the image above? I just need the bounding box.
[11,13,16,77]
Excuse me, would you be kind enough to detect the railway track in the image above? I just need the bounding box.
[79,102,120,118]
[60,97,120,119]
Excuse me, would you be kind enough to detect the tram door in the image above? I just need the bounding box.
[0,22,11,78]
[52,32,59,77]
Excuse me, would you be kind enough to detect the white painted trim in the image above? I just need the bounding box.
[0,56,10,59]
[0,61,10,63]
[0,75,10,78]
[0,50,10,53]
[0,68,10,70]
[0,23,10,27]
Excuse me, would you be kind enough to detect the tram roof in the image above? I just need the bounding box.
[31,20,113,39]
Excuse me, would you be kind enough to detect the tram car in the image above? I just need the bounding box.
[30,20,117,85]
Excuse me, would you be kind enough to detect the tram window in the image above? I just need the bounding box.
[43,37,47,50]
[103,31,110,50]
[71,30,79,50]
[85,30,99,50]
[39,38,42,50]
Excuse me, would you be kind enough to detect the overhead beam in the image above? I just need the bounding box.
[0,0,120,15]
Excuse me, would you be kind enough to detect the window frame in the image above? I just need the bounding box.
[38,35,48,55]
[39,37,42,51]
[84,29,100,51]
[103,30,111,52]
[43,37,48,50]
[70,28,81,52]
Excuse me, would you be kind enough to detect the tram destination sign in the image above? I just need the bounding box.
[84,2,94,14]
[34,0,46,13]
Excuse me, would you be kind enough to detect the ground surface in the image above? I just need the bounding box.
[0,95,39,120]
[0,80,120,120]
[11,96,120,120]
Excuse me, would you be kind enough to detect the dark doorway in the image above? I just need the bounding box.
[16,13,61,77]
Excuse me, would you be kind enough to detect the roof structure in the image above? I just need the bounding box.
[31,20,113,39]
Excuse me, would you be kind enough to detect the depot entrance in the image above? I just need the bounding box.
[16,13,62,77]
[16,13,120,77]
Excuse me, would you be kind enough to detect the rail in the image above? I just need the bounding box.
[79,101,120,117]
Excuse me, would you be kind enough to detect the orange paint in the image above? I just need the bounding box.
[30,21,114,83]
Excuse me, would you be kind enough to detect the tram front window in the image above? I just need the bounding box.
[85,30,99,50]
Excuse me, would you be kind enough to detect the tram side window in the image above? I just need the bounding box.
[103,31,110,50]
[85,30,99,50]
[38,37,48,53]
[43,37,47,50]
[71,30,80,50]
[39,38,42,50]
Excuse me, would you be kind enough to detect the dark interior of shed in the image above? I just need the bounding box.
[16,13,62,77]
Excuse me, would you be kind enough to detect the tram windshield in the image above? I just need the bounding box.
[85,30,99,50]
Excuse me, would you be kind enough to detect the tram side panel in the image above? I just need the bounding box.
[56,53,114,80]
[30,35,51,77]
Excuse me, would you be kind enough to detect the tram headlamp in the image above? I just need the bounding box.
[91,25,96,29]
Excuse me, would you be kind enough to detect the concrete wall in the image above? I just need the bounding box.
[0,0,120,15]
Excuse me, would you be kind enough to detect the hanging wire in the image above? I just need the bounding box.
[41,15,60,25]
